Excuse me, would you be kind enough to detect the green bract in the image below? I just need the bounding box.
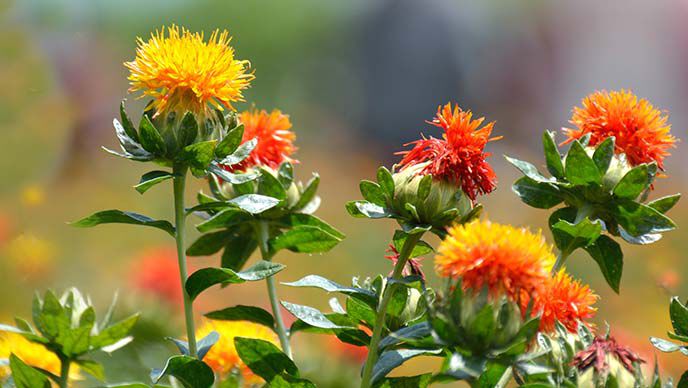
[346,164,479,237]
[507,131,680,293]
[0,289,138,385]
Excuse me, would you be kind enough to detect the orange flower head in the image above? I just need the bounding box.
[224,108,297,171]
[196,320,280,384]
[125,25,254,119]
[0,332,80,380]
[525,270,598,333]
[563,90,675,169]
[435,220,555,299]
[397,102,501,200]
[130,247,182,306]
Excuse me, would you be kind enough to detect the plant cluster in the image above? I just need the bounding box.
[0,25,685,388]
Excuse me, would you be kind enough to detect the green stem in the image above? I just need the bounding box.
[552,205,594,274]
[256,220,293,359]
[58,357,70,388]
[360,232,423,388]
[173,165,197,357]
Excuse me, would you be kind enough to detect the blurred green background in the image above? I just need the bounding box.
[1,0,687,385]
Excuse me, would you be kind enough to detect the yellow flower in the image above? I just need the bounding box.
[125,25,254,119]
[435,220,556,299]
[20,185,44,207]
[4,234,55,279]
[0,332,79,380]
[196,320,280,385]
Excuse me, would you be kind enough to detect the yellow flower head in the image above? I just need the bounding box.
[435,220,556,299]
[0,332,79,380]
[196,320,279,384]
[125,25,254,119]
[4,234,55,279]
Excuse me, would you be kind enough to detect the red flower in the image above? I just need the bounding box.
[130,247,182,306]
[224,108,297,172]
[397,102,501,200]
[572,335,645,376]
[385,244,425,280]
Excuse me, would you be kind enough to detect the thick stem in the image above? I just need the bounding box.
[173,165,198,357]
[256,221,293,358]
[551,205,594,274]
[58,357,70,388]
[360,232,423,388]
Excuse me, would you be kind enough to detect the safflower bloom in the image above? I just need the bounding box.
[130,247,183,306]
[573,335,645,376]
[0,332,79,380]
[563,89,675,169]
[196,320,280,384]
[524,270,598,333]
[435,220,555,299]
[125,25,253,119]
[397,102,501,200]
[225,108,297,171]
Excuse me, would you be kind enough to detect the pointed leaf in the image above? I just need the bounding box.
[196,208,251,233]
[178,112,198,147]
[614,164,649,199]
[592,136,615,173]
[270,225,343,253]
[138,115,166,156]
[551,218,602,255]
[670,297,688,336]
[360,180,386,206]
[234,337,298,381]
[219,138,257,166]
[134,171,174,194]
[215,124,244,158]
[647,194,681,214]
[584,235,623,293]
[377,167,395,197]
[205,306,275,330]
[371,349,442,384]
[281,301,353,330]
[151,355,214,388]
[119,100,139,142]
[505,156,551,182]
[187,230,232,256]
[565,141,602,185]
[9,354,50,388]
[197,331,219,360]
[612,199,676,237]
[543,131,564,178]
[228,194,280,214]
[512,177,563,209]
[71,210,175,237]
[294,174,320,210]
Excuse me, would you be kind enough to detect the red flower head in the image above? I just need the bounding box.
[524,270,598,333]
[563,90,676,169]
[225,108,297,172]
[130,247,183,306]
[572,335,645,376]
[385,244,425,280]
[397,102,501,200]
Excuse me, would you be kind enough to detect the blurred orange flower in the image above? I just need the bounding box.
[326,336,368,364]
[125,25,253,118]
[224,108,297,172]
[196,320,280,384]
[435,220,555,299]
[397,102,501,200]
[523,270,598,333]
[0,332,79,380]
[130,247,182,306]
[563,89,675,169]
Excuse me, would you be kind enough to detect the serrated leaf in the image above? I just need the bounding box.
[151,355,214,388]
[234,337,299,381]
[9,354,50,388]
[134,171,174,194]
[138,115,166,156]
[543,131,564,178]
[281,301,353,330]
[512,177,563,209]
[592,136,615,173]
[215,124,244,158]
[270,225,343,253]
[565,141,602,185]
[71,210,175,237]
[505,156,551,182]
[614,164,649,199]
[584,235,623,293]
[205,305,275,330]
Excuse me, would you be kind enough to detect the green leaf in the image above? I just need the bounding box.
[612,199,676,237]
[282,275,376,303]
[207,164,259,185]
[134,171,174,194]
[138,115,166,156]
[614,164,649,199]
[346,201,389,219]
[205,305,275,330]
[512,177,563,209]
[584,235,623,293]
[469,303,496,346]
[221,233,258,271]
[294,174,320,210]
[179,140,217,176]
[187,230,232,256]
[543,131,564,178]
[374,374,432,388]
[258,168,287,200]
[215,124,244,158]
[277,162,294,187]
[196,208,251,233]
[417,175,432,200]
[218,138,256,166]
[371,349,442,384]
[90,314,139,350]
[377,167,395,197]
[677,371,688,388]
[269,374,316,388]
[360,180,386,206]
[228,194,280,214]
[111,117,151,160]
[75,359,105,381]
[551,218,602,255]
[270,226,343,253]
[346,296,377,327]
[650,337,682,353]
[647,194,681,214]
[151,355,214,388]
[670,297,688,337]
[9,354,50,388]
[186,261,285,300]
[33,290,68,340]
[197,331,220,360]
[119,100,139,142]
[281,301,353,330]
[565,140,602,185]
[505,156,551,182]
[275,213,345,240]
[592,136,615,173]
[72,210,175,237]
[392,230,433,258]
[234,337,299,381]
[378,322,432,350]
[178,112,198,148]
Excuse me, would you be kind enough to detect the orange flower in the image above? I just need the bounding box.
[125,25,253,118]
[225,108,297,171]
[130,247,182,306]
[196,320,280,384]
[563,90,675,169]
[524,270,598,333]
[0,332,80,380]
[435,220,555,299]
[397,102,501,200]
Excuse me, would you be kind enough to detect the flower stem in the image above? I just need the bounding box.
[360,232,423,388]
[58,357,70,388]
[256,220,293,358]
[173,164,197,357]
